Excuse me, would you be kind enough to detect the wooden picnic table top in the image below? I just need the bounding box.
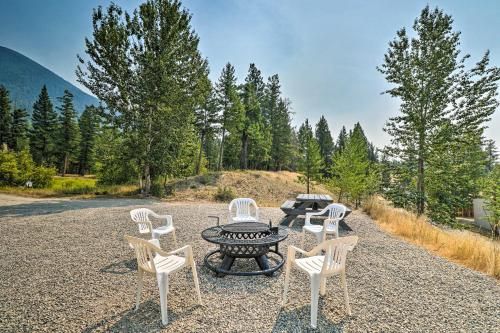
[296,193,333,203]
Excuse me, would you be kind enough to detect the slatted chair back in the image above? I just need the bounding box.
[228,198,259,223]
[321,236,358,276]
[130,208,154,234]
[324,204,346,229]
[125,235,158,273]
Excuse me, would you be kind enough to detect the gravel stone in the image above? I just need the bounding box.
[0,195,499,332]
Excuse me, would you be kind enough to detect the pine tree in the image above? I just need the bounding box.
[30,85,58,166]
[11,108,29,152]
[78,105,99,175]
[378,6,500,220]
[315,115,334,174]
[298,119,322,194]
[330,125,378,207]
[0,85,13,149]
[57,90,80,175]
[214,63,243,170]
[240,64,267,169]
[484,139,498,172]
[77,0,209,193]
[335,126,347,154]
[270,98,293,170]
[194,78,219,174]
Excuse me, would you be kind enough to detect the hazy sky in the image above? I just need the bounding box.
[1,0,499,147]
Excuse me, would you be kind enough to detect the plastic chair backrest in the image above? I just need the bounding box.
[130,208,153,233]
[125,235,159,273]
[228,198,258,222]
[325,204,346,229]
[321,236,358,275]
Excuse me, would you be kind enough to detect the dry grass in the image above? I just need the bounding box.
[364,196,500,279]
[0,176,139,198]
[167,170,334,206]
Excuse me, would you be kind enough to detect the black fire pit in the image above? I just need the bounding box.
[201,222,288,277]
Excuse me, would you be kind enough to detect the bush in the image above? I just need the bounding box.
[0,150,19,185]
[150,182,166,198]
[31,166,56,188]
[214,186,236,202]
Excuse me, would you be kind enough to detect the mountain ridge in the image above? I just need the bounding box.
[0,45,98,114]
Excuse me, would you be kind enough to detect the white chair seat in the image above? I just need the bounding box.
[152,225,175,238]
[231,215,258,223]
[295,256,324,276]
[303,225,338,234]
[154,255,186,274]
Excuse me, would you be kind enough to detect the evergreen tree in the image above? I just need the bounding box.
[11,108,29,151]
[30,85,58,166]
[0,85,13,149]
[78,105,99,175]
[484,139,498,172]
[77,0,209,193]
[270,98,293,170]
[214,63,243,170]
[335,126,347,154]
[330,125,378,207]
[240,64,267,169]
[57,90,80,175]
[298,119,322,193]
[194,78,219,174]
[378,6,500,221]
[315,115,334,173]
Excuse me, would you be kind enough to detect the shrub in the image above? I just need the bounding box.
[16,149,35,184]
[0,150,19,185]
[214,186,236,202]
[31,166,56,188]
[150,182,166,198]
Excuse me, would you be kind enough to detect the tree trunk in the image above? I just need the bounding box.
[240,132,248,169]
[144,163,151,195]
[417,156,425,215]
[307,176,310,194]
[196,132,205,175]
[218,128,226,171]
[62,153,68,176]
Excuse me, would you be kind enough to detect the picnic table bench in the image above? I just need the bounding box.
[280,194,352,226]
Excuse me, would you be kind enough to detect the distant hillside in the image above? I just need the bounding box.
[166,170,335,207]
[0,46,98,115]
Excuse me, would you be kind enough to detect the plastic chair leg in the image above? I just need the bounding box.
[157,273,169,325]
[172,229,178,248]
[320,277,327,296]
[310,276,320,328]
[341,271,351,315]
[135,269,143,311]
[282,259,292,306]
[192,260,202,305]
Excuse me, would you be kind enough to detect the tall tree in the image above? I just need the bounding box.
[214,63,242,170]
[298,119,322,194]
[315,115,334,173]
[57,90,80,175]
[11,108,29,151]
[484,139,498,172]
[378,6,500,220]
[194,78,219,174]
[330,126,378,207]
[0,85,13,149]
[77,0,209,193]
[335,126,347,154]
[78,105,99,175]
[30,85,58,166]
[270,98,293,170]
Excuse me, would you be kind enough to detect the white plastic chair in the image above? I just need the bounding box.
[130,208,177,247]
[301,204,346,248]
[282,236,359,328]
[125,235,202,326]
[228,198,259,223]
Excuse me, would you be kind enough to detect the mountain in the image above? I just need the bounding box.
[0,46,98,115]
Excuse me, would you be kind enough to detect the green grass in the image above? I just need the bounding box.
[0,175,139,198]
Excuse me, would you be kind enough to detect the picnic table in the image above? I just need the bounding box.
[280,194,351,226]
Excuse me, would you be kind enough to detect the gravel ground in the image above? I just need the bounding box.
[0,195,499,332]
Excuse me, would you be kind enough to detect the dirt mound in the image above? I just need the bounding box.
[166,170,334,207]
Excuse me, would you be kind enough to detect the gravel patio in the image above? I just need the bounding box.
[0,195,499,332]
